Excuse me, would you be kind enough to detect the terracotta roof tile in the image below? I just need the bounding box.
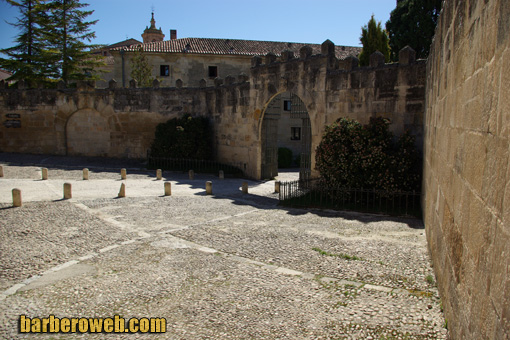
[113,37,360,60]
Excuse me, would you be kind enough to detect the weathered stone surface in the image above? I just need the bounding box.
[83,168,89,180]
[399,46,416,65]
[205,181,212,195]
[369,51,385,67]
[265,52,277,64]
[424,0,510,339]
[121,168,127,180]
[164,181,171,196]
[0,42,425,180]
[12,188,21,207]
[118,183,126,198]
[63,183,72,199]
[41,168,48,180]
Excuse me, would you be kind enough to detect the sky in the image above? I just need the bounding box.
[0,0,397,50]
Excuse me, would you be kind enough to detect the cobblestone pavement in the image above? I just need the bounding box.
[0,154,448,339]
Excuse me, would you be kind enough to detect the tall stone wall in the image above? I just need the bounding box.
[0,42,426,180]
[424,0,510,338]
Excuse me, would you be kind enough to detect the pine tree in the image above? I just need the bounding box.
[358,15,391,67]
[45,0,103,84]
[130,46,154,88]
[0,0,53,85]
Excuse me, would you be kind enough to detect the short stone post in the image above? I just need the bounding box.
[42,168,48,180]
[164,182,172,196]
[219,170,224,179]
[189,170,194,180]
[12,188,22,207]
[83,168,89,180]
[206,181,213,195]
[118,183,126,198]
[156,169,162,180]
[63,183,72,199]
[0,165,4,177]
[121,168,127,180]
[275,181,281,193]
[242,182,248,194]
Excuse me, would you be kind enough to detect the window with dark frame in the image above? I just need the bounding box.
[208,66,218,78]
[160,65,169,77]
[283,100,292,111]
[291,127,301,140]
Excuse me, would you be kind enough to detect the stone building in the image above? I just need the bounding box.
[101,13,361,89]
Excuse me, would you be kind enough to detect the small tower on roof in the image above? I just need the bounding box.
[142,12,165,43]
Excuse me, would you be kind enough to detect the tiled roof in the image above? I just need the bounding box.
[107,38,142,49]
[113,37,361,60]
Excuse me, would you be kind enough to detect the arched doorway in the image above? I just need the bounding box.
[260,92,311,180]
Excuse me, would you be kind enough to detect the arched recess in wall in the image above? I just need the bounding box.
[66,109,111,157]
[259,91,312,180]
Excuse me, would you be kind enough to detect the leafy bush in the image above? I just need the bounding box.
[315,117,421,192]
[278,147,293,168]
[149,114,213,160]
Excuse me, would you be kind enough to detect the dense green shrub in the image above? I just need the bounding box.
[278,147,293,168]
[149,114,213,160]
[315,117,421,192]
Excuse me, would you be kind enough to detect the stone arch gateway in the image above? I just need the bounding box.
[260,92,312,180]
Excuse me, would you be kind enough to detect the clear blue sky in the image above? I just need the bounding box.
[0,0,397,50]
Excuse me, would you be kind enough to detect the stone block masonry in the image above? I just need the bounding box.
[0,43,425,180]
[424,0,510,338]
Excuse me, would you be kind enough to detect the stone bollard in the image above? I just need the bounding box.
[156,169,162,180]
[12,188,22,207]
[118,183,126,198]
[189,170,194,180]
[0,165,3,177]
[83,168,89,180]
[42,168,48,180]
[242,182,248,194]
[275,181,281,193]
[164,182,172,196]
[121,168,127,180]
[63,183,72,199]
[219,170,224,179]
[206,181,213,195]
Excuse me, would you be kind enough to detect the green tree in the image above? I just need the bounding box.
[45,0,103,84]
[386,0,442,61]
[130,46,154,88]
[0,0,54,85]
[359,15,391,66]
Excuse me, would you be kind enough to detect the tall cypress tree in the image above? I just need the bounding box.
[358,15,391,67]
[46,0,102,84]
[0,0,53,85]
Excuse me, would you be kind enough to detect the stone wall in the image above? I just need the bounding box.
[106,51,253,88]
[423,0,510,338]
[0,42,426,180]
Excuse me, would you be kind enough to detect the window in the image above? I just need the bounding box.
[291,127,301,140]
[283,100,292,111]
[208,66,218,78]
[160,65,169,77]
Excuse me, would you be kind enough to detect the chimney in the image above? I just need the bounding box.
[170,29,177,40]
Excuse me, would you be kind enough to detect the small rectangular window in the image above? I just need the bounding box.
[283,100,292,111]
[291,127,301,140]
[208,66,218,78]
[160,65,169,77]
